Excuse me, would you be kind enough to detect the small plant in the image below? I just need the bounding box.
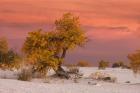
[67,66,79,74]
[0,49,21,70]
[112,62,124,68]
[112,61,130,69]
[98,60,109,70]
[128,51,140,74]
[18,68,32,81]
[89,72,117,83]
[77,61,92,67]
[67,66,83,79]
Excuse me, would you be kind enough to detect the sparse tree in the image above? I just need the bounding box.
[22,13,87,78]
[6,49,21,69]
[0,38,8,69]
[0,37,8,53]
[128,50,140,74]
[55,13,87,72]
[0,38,21,70]
[55,13,87,61]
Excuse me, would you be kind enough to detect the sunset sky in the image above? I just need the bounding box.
[0,0,140,64]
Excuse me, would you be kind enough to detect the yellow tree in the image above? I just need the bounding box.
[0,38,8,65]
[6,49,21,69]
[0,37,8,53]
[55,13,87,67]
[128,50,140,74]
[22,30,60,75]
[0,38,20,70]
[23,13,87,78]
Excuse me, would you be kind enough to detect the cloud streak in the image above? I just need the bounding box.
[0,0,140,29]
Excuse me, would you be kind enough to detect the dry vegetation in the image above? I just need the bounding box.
[128,50,140,74]
[98,60,109,70]
[18,68,32,81]
[77,61,92,67]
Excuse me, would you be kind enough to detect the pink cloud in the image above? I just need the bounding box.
[0,0,140,29]
[86,27,133,41]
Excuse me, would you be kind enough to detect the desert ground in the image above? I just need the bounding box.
[0,67,140,93]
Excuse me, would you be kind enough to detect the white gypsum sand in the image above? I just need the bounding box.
[0,67,140,93]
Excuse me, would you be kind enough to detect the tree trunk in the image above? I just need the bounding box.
[61,48,67,58]
[55,48,70,79]
[55,65,70,79]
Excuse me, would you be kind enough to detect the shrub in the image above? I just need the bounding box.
[128,51,140,74]
[121,65,130,69]
[77,61,92,67]
[6,50,21,70]
[89,72,117,83]
[98,60,109,70]
[64,63,76,67]
[0,38,21,70]
[0,49,21,70]
[112,62,124,68]
[66,65,83,79]
[18,68,32,81]
[0,37,8,54]
[67,66,79,74]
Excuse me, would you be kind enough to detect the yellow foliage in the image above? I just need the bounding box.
[128,50,140,74]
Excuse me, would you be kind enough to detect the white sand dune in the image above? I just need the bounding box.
[0,67,140,93]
